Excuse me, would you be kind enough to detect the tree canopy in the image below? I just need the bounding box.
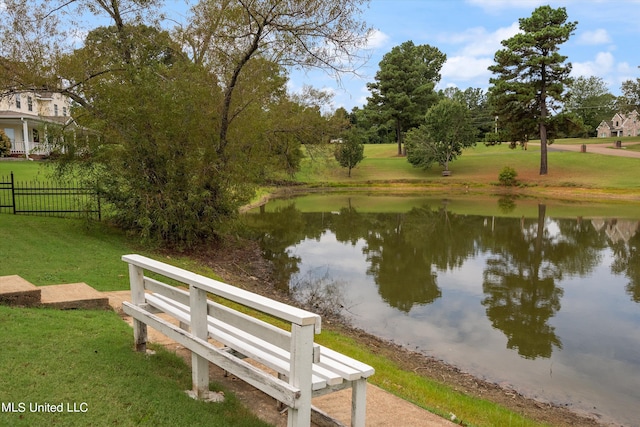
[366,41,445,155]
[565,76,616,136]
[488,5,577,175]
[405,99,477,173]
[0,0,371,248]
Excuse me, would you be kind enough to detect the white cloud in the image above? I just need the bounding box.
[364,29,389,50]
[441,56,494,82]
[571,51,615,77]
[434,22,520,59]
[577,29,612,45]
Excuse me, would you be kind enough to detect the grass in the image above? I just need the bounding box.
[316,329,547,427]
[0,305,270,427]
[295,141,640,193]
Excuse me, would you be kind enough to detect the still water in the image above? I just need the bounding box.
[246,194,640,426]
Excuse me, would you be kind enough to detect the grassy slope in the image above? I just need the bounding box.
[0,306,269,427]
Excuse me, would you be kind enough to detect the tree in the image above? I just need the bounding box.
[441,87,493,140]
[488,5,577,175]
[405,99,477,174]
[565,76,616,136]
[179,0,371,161]
[367,41,445,155]
[618,77,640,112]
[0,0,370,248]
[334,128,365,177]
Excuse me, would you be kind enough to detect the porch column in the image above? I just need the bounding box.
[21,118,29,159]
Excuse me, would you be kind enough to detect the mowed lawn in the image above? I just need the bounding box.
[298,142,640,191]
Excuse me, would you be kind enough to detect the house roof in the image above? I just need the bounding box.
[0,111,74,126]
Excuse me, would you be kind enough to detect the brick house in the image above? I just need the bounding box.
[596,110,640,138]
[0,91,73,158]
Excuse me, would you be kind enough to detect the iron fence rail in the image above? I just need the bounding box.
[0,172,101,219]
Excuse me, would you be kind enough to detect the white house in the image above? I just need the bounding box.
[0,91,73,158]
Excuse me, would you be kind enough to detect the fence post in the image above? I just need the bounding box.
[11,172,16,214]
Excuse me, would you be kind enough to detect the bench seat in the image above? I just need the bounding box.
[144,291,373,393]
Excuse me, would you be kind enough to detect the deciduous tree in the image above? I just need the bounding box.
[0,0,370,248]
[405,99,477,174]
[334,128,365,177]
[565,76,616,136]
[488,5,577,175]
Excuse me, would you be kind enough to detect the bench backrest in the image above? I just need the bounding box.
[122,254,321,333]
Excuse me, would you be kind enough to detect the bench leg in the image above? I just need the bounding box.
[191,287,209,398]
[351,379,367,427]
[133,319,147,353]
[287,323,314,427]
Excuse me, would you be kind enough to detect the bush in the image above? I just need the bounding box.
[498,166,518,186]
[0,129,11,157]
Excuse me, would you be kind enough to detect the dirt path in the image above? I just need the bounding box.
[531,141,640,158]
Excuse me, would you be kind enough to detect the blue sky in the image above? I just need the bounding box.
[154,1,640,111]
[281,0,640,111]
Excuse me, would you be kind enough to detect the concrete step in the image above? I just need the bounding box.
[39,283,110,310]
[0,275,41,307]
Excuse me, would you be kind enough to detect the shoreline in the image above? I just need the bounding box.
[193,233,609,427]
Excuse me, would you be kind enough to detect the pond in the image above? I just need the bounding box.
[245,193,640,427]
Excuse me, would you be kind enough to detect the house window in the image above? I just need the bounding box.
[54,104,58,116]
[615,121,619,127]
[32,129,39,143]
[27,96,33,112]
[15,94,21,109]
[62,106,67,116]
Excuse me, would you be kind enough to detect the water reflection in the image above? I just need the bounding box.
[603,219,640,302]
[245,196,640,425]
[247,200,640,359]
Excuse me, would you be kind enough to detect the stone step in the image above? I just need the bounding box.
[0,275,41,307]
[39,283,110,310]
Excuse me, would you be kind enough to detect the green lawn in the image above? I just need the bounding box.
[0,159,52,182]
[296,142,640,192]
[0,306,270,427]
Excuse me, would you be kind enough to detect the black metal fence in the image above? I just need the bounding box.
[0,172,101,219]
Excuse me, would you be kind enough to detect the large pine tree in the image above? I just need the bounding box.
[488,6,577,175]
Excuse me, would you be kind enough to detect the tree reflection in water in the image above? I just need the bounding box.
[245,198,638,360]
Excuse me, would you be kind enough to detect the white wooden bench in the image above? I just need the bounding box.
[121,254,374,427]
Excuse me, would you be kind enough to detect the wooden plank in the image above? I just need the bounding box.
[319,346,375,378]
[123,254,321,331]
[122,301,300,408]
[147,293,342,387]
[144,277,190,306]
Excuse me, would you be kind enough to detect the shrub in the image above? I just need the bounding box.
[0,129,11,157]
[498,166,518,186]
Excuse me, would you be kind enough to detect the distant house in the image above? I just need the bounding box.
[596,110,640,138]
[0,91,73,158]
